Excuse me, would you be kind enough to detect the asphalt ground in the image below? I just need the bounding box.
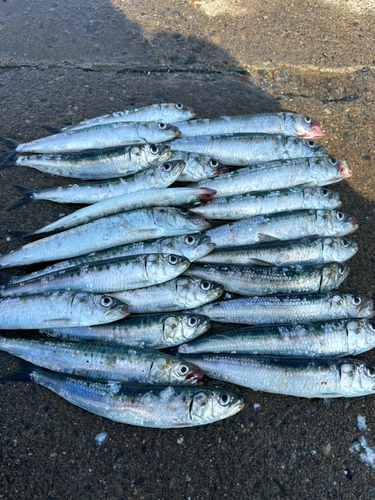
[1,1,375,499]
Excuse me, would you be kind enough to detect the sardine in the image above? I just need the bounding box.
[191,187,341,220]
[0,254,190,297]
[41,313,211,349]
[169,152,228,182]
[196,237,358,266]
[193,293,373,325]
[0,208,210,269]
[172,113,324,139]
[184,262,349,296]
[0,292,128,329]
[169,134,325,166]
[205,210,357,248]
[0,338,203,385]
[178,319,375,357]
[178,354,375,398]
[111,277,224,313]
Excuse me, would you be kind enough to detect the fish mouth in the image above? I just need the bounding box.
[298,119,325,139]
[186,366,204,383]
[215,165,229,176]
[198,188,217,201]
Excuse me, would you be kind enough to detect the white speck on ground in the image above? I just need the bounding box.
[357,415,367,431]
[94,432,107,446]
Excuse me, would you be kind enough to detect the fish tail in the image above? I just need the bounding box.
[0,358,35,383]
[0,150,18,166]
[7,230,35,240]
[6,185,36,211]
[0,271,15,285]
[42,125,62,134]
[0,138,19,150]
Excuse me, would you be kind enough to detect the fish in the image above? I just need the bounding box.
[196,237,358,267]
[178,354,375,399]
[171,113,324,139]
[192,293,373,325]
[61,103,196,132]
[0,254,190,297]
[30,187,216,235]
[0,292,129,329]
[204,209,357,248]
[7,160,184,209]
[3,234,215,285]
[183,262,349,296]
[0,338,203,385]
[191,187,341,220]
[41,313,211,349]
[168,134,326,166]
[168,152,228,182]
[190,157,352,198]
[111,277,224,313]
[0,122,180,155]
[178,319,375,357]
[0,144,172,180]
[0,208,210,269]
[3,367,244,427]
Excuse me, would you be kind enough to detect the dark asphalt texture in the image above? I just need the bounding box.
[1,1,375,499]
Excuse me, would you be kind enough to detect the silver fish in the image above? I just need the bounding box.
[4,144,171,180]
[169,152,228,182]
[193,293,373,325]
[0,338,203,385]
[172,113,325,139]
[0,254,190,297]
[184,262,349,296]
[191,187,341,220]
[33,187,216,235]
[41,313,211,349]
[178,354,375,399]
[178,319,375,357]
[0,208,210,269]
[5,234,215,285]
[3,122,180,155]
[111,277,224,313]
[169,134,325,166]
[0,292,128,329]
[62,103,195,131]
[196,237,358,267]
[205,210,357,248]
[22,369,245,427]
[190,157,352,198]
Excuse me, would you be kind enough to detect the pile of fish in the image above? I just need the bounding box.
[0,102,372,429]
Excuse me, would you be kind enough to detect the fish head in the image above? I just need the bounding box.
[316,210,358,237]
[309,156,352,185]
[182,154,228,181]
[149,356,203,385]
[163,313,211,344]
[177,277,224,309]
[302,138,326,157]
[303,187,341,209]
[339,361,375,396]
[138,122,180,143]
[172,234,216,261]
[189,389,245,424]
[286,113,325,139]
[322,237,358,263]
[73,293,129,324]
[146,254,190,282]
[152,208,211,233]
[144,160,186,187]
[343,294,374,318]
[160,103,195,121]
[138,143,172,166]
[347,319,375,353]
[320,263,349,292]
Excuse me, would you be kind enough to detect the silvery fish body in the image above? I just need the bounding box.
[169,152,228,182]
[178,354,375,399]
[169,134,325,166]
[6,234,215,285]
[184,262,349,296]
[41,313,211,349]
[111,277,224,313]
[62,103,195,132]
[172,113,324,139]
[14,144,171,180]
[0,338,203,385]
[0,292,128,329]
[193,293,373,325]
[191,157,352,198]
[205,210,357,248]
[196,237,358,267]
[34,186,215,235]
[15,122,180,154]
[0,208,210,269]
[0,254,189,297]
[192,187,341,220]
[178,319,375,357]
[28,368,245,428]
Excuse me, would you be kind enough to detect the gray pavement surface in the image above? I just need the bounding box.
[1,0,375,498]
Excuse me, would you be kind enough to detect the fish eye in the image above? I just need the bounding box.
[219,393,230,406]
[320,188,329,196]
[338,264,346,275]
[200,280,211,290]
[188,316,198,327]
[162,162,171,171]
[179,209,189,215]
[177,364,189,376]
[150,145,159,154]
[158,122,167,129]
[168,254,179,265]
[336,212,344,221]
[210,159,219,167]
[340,238,349,247]
[185,235,196,245]
[307,140,316,148]
[329,157,337,165]
[175,103,184,110]
[353,296,362,306]
[368,321,375,331]
[100,296,113,307]
[365,366,375,377]
[304,116,312,124]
